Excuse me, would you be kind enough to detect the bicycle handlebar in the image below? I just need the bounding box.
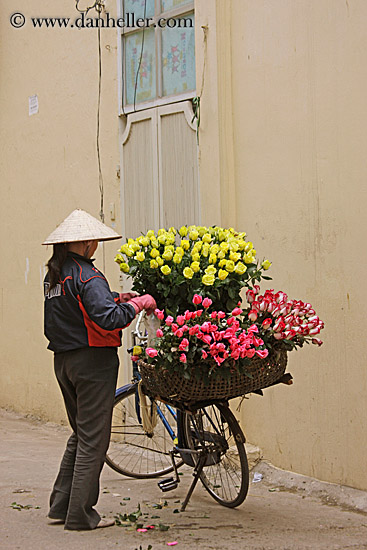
[132,311,148,343]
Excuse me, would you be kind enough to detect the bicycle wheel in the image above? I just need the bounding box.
[106,384,182,478]
[181,402,249,507]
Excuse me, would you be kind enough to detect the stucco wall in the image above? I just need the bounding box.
[197,0,367,490]
[0,0,123,423]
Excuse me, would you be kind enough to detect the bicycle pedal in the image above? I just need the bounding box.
[158,478,179,492]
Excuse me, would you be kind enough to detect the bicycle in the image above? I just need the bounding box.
[106,313,291,510]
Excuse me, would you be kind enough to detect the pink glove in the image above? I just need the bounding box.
[127,294,157,316]
[117,292,138,304]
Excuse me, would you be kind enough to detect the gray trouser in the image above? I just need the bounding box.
[49,347,119,530]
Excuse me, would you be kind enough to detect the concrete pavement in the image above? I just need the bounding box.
[1,408,367,550]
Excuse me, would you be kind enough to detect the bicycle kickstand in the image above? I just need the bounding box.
[180,450,208,512]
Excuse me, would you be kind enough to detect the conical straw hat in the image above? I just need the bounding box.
[42,209,122,245]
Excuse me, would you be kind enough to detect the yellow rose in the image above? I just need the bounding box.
[205,265,217,275]
[120,262,129,273]
[237,239,246,250]
[229,252,241,262]
[130,242,140,252]
[175,246,184,256]
[161,265,171,275]
[150,238,159,248]
[150,259,158,269]
[190,261,200,272]
[162,250,173,261]
[218,269,229,280]
[158,234,166,245]
[192,253,200,262]
[181,239,190,250]
[183,267,194,279]
[138,236,149,247]
[189,229,199,240]
[135,252,145,262]
[198,226,207,237]
[225,260,235,272]
[146,229,155,238]
[250,248,256,257]
[202,244,210,258]
[127,238,135,246]
[244,241,253,253]
[179,226,188,237]
[125,247,134,257]
[166,233,175,245]
[218,230,226,242]
[195,240,203,251]
[238,232,247,239]
[262,260,272,270]
[244,253,254,264]
[218,259,227,268]
[158,228,165,236]
[229,242,239,253]
[202,274,215,286]
[210,244,219,255]
[150,248,159,258]
[156,256,164,266]
[168,226,176,235]
[114,253,123,264]
[217,250,226,260]
[173,254,182,264]
[202,233,212,243]
[220,242,229,252]
[209,254,217,264]
[235,262,247,275]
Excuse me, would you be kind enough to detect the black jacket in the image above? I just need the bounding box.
[44,252,136,353]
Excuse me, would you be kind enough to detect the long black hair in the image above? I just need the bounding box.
[47,243,68,290]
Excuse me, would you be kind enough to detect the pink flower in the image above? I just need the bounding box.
[192,294,202,305]
[202,350,208,359]
[179,338,189,351]
[196,309,203,317]
[231,349,240,360]
[171,323,178,333]
[176,329,184,338]
[248,309,258,322]
[312,338,323,346]
[156,329,164,338]
[231,307,243,316]
[247,324,259,333]
[189,324,200,336]
[154,308,165,320]
[246,348,256,358]
[255,349,269,359]
[165,315,174,326]
[179,353,187,363]
[202,297,213,308]
[202,334,212,345]
[184,310,193,321]
[176,315,185,326]
[146,347,158,358]
[246,289,255,303]
[201,322,211,333]
[309,327,320,335]
[262,318,272,329]
[210,311,218,319]
[227,316,235,326]
[274,332,285,340]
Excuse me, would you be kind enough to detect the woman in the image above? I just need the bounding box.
[43,209,156,530]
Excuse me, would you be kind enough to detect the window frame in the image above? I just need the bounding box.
[117,0,195,115]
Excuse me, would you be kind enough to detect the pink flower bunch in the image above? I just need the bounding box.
[144,295,269,375]
[245,287,324,346]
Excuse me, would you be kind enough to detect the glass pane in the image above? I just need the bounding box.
[162,13,195,97]
[125,29,156,105]
[161,0,192,12]
[124,0,155,19]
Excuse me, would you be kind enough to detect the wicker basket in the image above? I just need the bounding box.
[139,350,287,405]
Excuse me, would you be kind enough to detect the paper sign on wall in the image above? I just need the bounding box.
[29,95,39,116]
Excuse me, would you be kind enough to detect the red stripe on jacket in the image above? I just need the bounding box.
[77,295,122,347]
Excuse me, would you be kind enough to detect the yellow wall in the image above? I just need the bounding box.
[0,0,123,423]
[196,0,367,490]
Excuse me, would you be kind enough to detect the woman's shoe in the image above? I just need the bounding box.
[96,518,115,528]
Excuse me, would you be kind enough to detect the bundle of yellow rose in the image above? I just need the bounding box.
[115,225,272,316]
